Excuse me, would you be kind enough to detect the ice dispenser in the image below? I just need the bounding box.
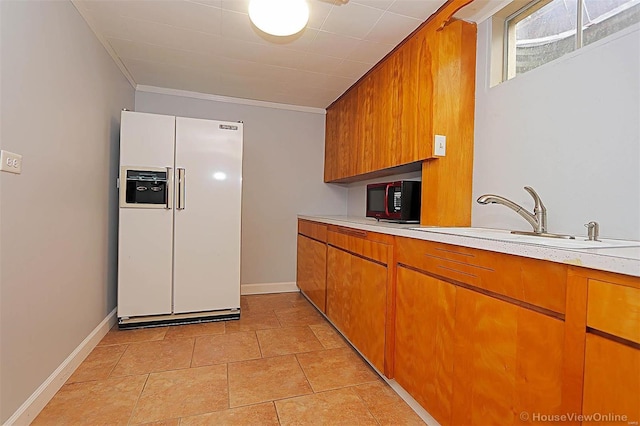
[119,167,171,208]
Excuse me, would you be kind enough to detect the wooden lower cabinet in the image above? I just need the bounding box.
[451,288,565,425]
[582,334,639,425]
[296,234,327,312]
[297,221,640,426]
[326,246,386,372]
[394,269,565,426]
[394,266,456,424]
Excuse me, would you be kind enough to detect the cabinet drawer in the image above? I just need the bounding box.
[298,219,327,243]
[587,280,640,344]
[395,236,567,314]
[327,227,390,265]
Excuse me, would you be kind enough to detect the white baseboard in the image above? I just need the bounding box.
[386,379,440,426]
[4,308,118,426]
[241,282,299,295]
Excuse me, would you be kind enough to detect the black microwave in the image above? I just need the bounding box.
[366,181,421,222]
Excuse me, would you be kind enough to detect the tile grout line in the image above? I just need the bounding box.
[38,294,422,424]
[225,363,231,410]
[293,353,317,394]
[271,400,283,426]
[349,384,384,426]
[308,324,330,350]
[106,344,130,380]
[189,336,197,368]
[303,324,325,350]
[255,330,265,358]
[127,373,150,426]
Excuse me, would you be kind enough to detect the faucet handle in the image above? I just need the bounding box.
[523,186,547,233]
[584,221,600,241]
[523,186,545,210]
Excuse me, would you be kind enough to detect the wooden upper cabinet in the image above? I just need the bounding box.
[421,19,477,226]
[414,31,435,163]
[357,74,375,175]
[374,55,400,171]
[324,105,339,182]
[323,10,475,183]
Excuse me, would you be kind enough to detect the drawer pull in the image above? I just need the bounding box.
[337,227,368,238]
[435,247,474,258]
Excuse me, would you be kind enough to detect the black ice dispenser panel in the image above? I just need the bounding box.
[125,170,168,205]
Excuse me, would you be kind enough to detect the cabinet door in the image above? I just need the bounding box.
[327,246,352,332]
[342,89,359,179]
[326,246,386,372]
[373,58,400,171]
[396,40,422,166]
[414,30,434,162]
[452,288,564,425]
[583,334,639,425]
[296,235,327,313]
[324,106,339,182]
[394,266,456,425]
[356,74,375,175]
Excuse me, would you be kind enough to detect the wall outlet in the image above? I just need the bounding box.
[434,135,446,157]
[0,150,22,174]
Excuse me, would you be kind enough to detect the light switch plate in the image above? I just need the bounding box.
[0,150,22,174]
[434,135,446,157]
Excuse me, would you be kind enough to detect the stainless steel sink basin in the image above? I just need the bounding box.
[408,227,640,250]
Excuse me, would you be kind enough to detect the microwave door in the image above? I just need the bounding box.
[384,183,393,217]
[368,187,385,216]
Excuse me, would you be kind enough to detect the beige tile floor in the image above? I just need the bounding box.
[34,292,425,425]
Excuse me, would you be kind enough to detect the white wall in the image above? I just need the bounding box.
[472,21,640,240]
[0,1,134,422]
[135,91,347,286]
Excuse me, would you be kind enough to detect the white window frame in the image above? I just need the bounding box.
[492,0,638,84]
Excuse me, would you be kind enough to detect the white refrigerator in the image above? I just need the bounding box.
[117,111,243,327]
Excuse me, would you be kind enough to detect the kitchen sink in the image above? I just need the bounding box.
[408,227,640,250]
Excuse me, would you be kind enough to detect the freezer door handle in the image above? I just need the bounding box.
[165,167,173,210]
[177,168,185,210]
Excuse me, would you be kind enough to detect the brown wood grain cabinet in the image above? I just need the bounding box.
[394,266,456,424]
[395,236,568,425]
[296,235,327,313]
[296,220,328,312]
[582,334,639,426]
[451,288,564,425]
[324,0,477,226]
[395,236,568,314]
[579,270,640,425]
[325,226,393,375]
[296,220,640,425]
[326,246,387,372]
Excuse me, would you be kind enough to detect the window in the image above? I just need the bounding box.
[492,0,640,83]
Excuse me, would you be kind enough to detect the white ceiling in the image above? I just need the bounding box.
[73,0,504,109]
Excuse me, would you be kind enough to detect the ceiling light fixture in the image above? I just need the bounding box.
[248,0,310,37]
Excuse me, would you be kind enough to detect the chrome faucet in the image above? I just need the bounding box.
[477,186,548,234]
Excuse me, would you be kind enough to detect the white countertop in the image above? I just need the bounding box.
[299,215,640,278]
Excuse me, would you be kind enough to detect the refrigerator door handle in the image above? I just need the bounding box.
[177,168,186,210]
[165,167,173,210]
